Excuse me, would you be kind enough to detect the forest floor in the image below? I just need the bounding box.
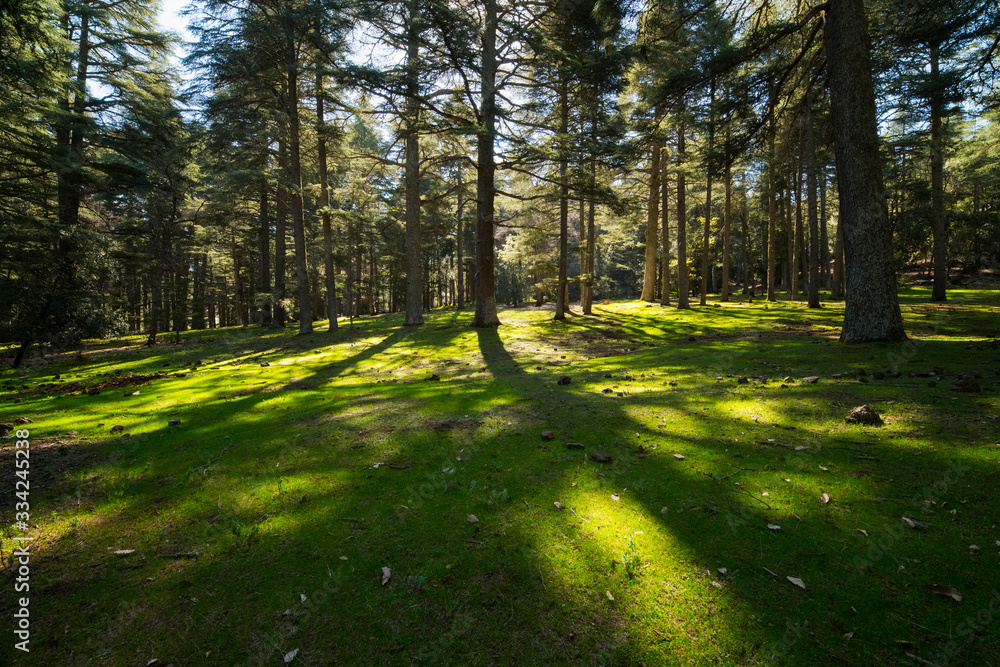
[1,288,999,666]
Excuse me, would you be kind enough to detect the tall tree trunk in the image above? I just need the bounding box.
[820,168,829,289]
[824,0,906,341]
[456,171,465,309]
[660,146,671,307]
[806,101,821,308]
[258,180,273,326]
[832,206,845,299]
[741,178,752,295]
[555,78,570,320]
[583,152,597,314]
[316,69,337,330]
[929,41,947,301]
[474,0,500,327]
[701,80,714,306]
[404,1,424,326]
[794,150,804,298]
[286,36,312,334]
[275,142,288,327]
[641,139,661,301]
[676,118,690,309]
[721,152,732,302]
[766,96,778,301]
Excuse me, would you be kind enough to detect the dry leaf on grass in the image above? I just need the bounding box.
[925,584,962,602]
[821,492,830,504]
[673,454,686,460]
[467,514,479,523]
[605,590,614,601]
[381,567,391,586]
[857,529,868,536]
[660,507,669,514]
[902,516,926,529]
[284,648,299,663]
[786,576,806,590]
[819,465,829,471]
[611,494,620,502]
[767,524,781,531]
[554,502,564,509]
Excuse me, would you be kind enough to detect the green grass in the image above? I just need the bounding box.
[1,288,999,666]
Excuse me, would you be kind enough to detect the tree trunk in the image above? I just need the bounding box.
[824,0,906,341]
[820,169,829,289]
[767,96,778,301]
[316,69,337,330]
[555,78,570,320]
[701,78,715,306]
[929,41,947,301]
[275,142,288,327]
[641,140,661,301]
[806,101,821,308]
[404,1,424,326]
[456,171,465,309]
[660,146,671,307]
[258,180,273,326]
[474,0,500,327]
[721,153,732,301]
[676,118,689,309]
[286,36,312,334]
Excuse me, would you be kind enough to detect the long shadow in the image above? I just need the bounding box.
[3,306,998,665]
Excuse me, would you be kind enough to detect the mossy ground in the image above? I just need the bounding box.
[1,288,999,666]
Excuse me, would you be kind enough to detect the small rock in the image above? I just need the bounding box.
[950,375,981,393]
[801,376,820,384]
[15,417,32,425]
[783,376,793,383]
[602,388,613,394]
[589,451,612,463]
[110,425,124,434]
[886,371,901,379]
[260,361,270,367]
[13,398,24,404]
[557,376,571,385]
[673,454,686,460]
[737,377,749,384]
[541,430,555,440]
[668,381,678,387]
[872,371,885,380]
[87,388,101,396]
[467,514,478,523]
[566,443,585,450]
[845,405,882,425]
[168,418,181,427]
[427,374,440,381]
[928,380,937,388]
[300,494,309,503]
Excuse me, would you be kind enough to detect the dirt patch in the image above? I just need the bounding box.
[425,418,484,432]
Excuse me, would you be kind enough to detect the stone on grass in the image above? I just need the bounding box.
[566,443,585,450]
[801,376,820,384]
[110,425,124,434]
[845,405,882,426]
[15,417,32,425]
[950,374,981,393]
[168,418,181,427]
[589,451,611,463]
[557,376,571,385]
[541,430,555,441]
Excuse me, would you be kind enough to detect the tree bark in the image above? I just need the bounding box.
[258,180,273,326]
[316,69,337,330]
[676,118,689,309]
[555,78,570,320]
[286,36,312,334]
[660,145,671,307]
[721,152,732,302]
[275,144,288,327]
[767,97,778,301]
[824,0,905,341]
[805,101,821,308]
[641,140,661,301]
[404,0,424,326]
[929,41,947,301]
[474,0,500,327]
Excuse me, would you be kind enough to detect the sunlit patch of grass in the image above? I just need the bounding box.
[1,291,999,664]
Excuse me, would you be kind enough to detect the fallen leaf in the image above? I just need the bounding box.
[857,529,868,537]
[284,648,299,663]
[605,590,614,601]
[901,516,925,529]
[339,556,348,561]
[821,492,830,504]
[673,454,686,460]
[611,494,620,501]
[467,514,479,523]
[711,580,723,588]
[111,549,135,556]
[844,632,854,639]
[554,502,564,509]
[786,576,806,590]
[660,507,669,514]
[925,584,962,602]
[969,545,979,554]
[896,640,914,650]
[767,524,781,531]
[819,465,829,471]
[761,492,769,497]
[381,567,391,586]
[794,446,809,451]
[300,593,307,603]
[718,567,728,575]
